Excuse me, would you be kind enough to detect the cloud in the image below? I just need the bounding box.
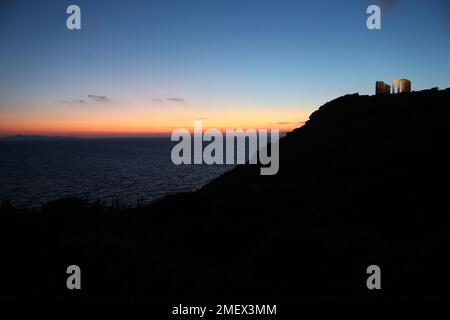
[275,121,305,125]
[165,97,184,103]
[59,94,110,105]
[152,97,185,103]
[88,94,109,102]
[377,0,396,11]
[59,99,86,104]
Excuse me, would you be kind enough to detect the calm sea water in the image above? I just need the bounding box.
[0,138,235,208]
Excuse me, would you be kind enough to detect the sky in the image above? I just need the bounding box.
[1,0,450,137]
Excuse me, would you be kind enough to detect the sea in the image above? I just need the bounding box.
[0,138,235,208]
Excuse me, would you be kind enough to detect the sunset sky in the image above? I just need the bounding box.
[1,0,450,137]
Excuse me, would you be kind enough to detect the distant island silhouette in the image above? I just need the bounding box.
[2,87,450,300]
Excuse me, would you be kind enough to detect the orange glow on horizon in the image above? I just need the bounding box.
[0,103,310,137]
[0,123,305,137]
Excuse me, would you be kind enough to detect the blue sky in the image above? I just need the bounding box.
[1,0,450,135]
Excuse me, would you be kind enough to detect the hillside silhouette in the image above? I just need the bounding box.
[2,88,450,300]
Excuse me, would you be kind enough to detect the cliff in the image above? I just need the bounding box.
[2,88,450,299]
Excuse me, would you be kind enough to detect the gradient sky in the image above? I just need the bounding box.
[1,0,450,136]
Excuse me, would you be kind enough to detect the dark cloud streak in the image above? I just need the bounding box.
[152,97,186,103]
[275,121,305,125]
[59,99,86,104]
[88,94,109,102]
[165,98,184,103]
[378,0,396,11]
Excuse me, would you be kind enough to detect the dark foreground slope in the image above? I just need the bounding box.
[2,88,450,300]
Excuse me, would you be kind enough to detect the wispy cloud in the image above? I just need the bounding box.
[88,94,109,102]
[274,121,305,125]
[59,94,109,105]
[58,99,87,104]
[378,0,396,11]
[165,97,184,103]
[152,97,186,103]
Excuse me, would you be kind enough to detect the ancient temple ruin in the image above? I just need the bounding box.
[376,81,391,95]
[375,79,411,95]
[392,79,411,94]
